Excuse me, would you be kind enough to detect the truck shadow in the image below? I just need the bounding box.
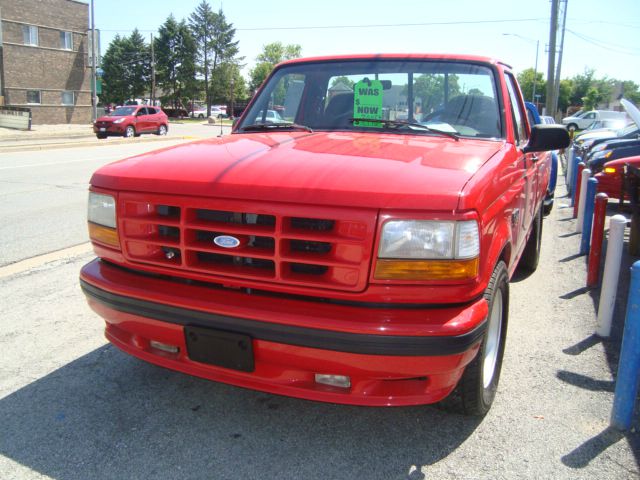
[0,345,482,480]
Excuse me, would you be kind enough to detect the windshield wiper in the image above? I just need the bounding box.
[241,122,313,133]
[349,118,459,141]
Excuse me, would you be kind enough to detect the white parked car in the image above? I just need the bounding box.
[190,106,225,119]
[562,110,627,131]
[253,109,284,123]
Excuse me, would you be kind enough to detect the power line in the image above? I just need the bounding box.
[566,29,640,55]
[98,18,547,34]
[235,18,547,31]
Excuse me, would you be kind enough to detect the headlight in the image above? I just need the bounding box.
[375,220,479,280]
[113,118,125,124]
[88,192,119,249]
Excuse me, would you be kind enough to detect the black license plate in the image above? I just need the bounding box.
[185,326,254,372]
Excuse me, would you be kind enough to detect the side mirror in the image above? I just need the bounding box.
[523,124,570,153]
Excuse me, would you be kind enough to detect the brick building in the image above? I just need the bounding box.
[0,0,91,124]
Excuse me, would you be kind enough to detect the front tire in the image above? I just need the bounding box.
[124,126,135,138]
[449,261,509,416]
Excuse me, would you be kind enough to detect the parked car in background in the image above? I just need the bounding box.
[162,107,189,119]
[594,155,640,200]
[540,115,556,125]
[586,99,640,173]
[253,109,284,123]
[93,105,169,139]
[191,106,226,119]
[562,110,627,131]
[573,122,639,156]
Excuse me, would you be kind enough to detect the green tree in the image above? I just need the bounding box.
[582,87,604,111]
[569,68,596,107]
[412,74,461,113]
[516,68,546,105]
[557,79,572,113]
[101,30,150,104]
[249,42,302,92]
[155,15,197,109]
[101,34,128,104]
[210,9,244,106]
[330,76,355,89]
[190,2,240,115]
[123,29,151,99]
[621,81,640,104]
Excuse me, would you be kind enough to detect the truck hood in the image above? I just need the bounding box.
[91,132,503,210]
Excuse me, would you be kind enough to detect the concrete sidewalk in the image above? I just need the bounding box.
[0,121,231,152]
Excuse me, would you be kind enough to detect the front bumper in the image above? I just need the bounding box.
[93,124,126,135]
[80,258,488,406]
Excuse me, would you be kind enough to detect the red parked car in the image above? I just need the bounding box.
[93,105,168,139]
[595,155,640,200]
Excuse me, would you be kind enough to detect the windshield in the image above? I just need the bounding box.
[238,59,502,139]
[110,106,136,116]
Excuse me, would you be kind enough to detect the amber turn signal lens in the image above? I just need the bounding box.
[604,167,616,174]
[374,257,479,281]
[88,222,120,249]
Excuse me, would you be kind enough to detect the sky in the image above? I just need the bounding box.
[92,0,640,84]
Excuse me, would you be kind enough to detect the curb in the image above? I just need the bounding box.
[0,135,201,153]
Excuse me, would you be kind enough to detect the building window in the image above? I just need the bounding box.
[22,25,39,46]
[61,91,75,105]
[26,90,41,104]
[60,31,73,50]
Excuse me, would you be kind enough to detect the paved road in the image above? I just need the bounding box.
[0,133,227,266]
[0,160,638,478]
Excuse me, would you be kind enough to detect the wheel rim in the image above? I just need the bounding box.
[483,288,503,388]
[125,127,133,137]
[159,126,167,135]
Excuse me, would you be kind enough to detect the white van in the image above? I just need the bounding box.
[562,110,628,130]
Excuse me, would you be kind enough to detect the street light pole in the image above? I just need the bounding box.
[532,40,539,105]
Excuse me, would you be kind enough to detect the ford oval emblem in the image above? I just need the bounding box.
[214,235,241,248]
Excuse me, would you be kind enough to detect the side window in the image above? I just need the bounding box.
[26,90,41,104]
[584,112,596,119]
[60,31,73,50]
[138,108,148,116]
[22,25,38,46]
[505,74,527,146]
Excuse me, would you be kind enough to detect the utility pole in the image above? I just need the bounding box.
[90,0,97,121]
[545,0,558,117]
[553,0,568,114]
[150,33,156,105]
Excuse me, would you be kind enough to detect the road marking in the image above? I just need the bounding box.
[0,243,93,278]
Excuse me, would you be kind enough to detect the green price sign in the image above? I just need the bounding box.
[353,79,383,127]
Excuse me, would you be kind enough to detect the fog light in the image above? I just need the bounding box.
[315,374,351,388]
[150,340,179,354]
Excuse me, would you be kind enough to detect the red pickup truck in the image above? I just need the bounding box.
[80,54,569,415]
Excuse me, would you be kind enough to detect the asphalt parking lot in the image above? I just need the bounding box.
[0,150,638,479]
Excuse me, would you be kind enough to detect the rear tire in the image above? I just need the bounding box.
[444,261,509,416]
[96,134,107,139]
[157,124,168,136]
[520,207,543,272]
